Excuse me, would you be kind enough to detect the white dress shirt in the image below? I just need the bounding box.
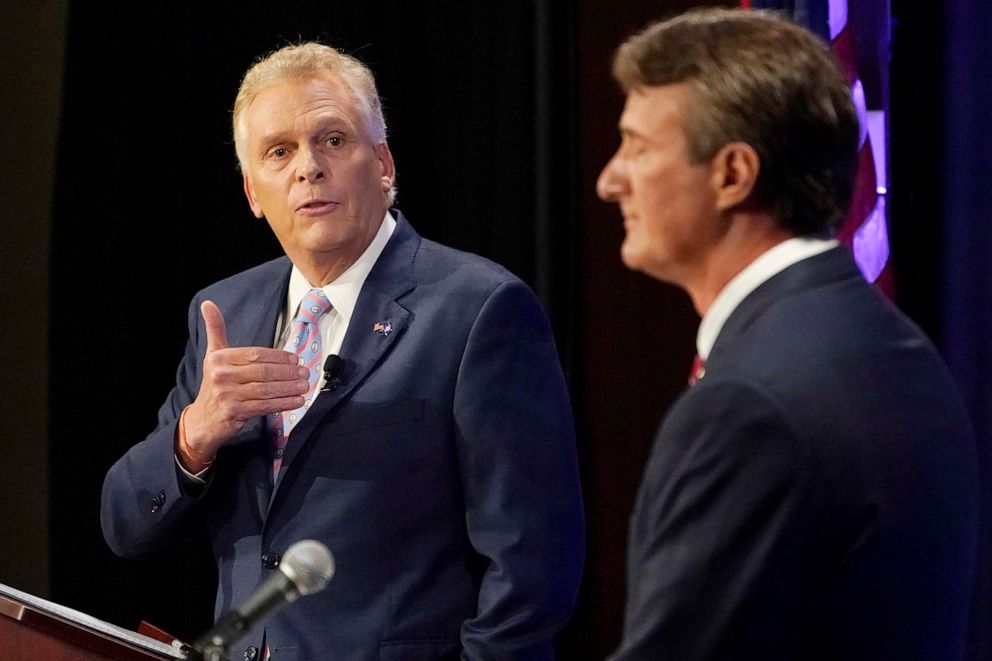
[276,211,395,386]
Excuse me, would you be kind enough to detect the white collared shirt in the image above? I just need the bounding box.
[276,210,396,387]
[696,236,838,360]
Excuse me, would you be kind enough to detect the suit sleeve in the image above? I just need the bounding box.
[609,379,820,661]
[453,279,585,660]
[100,294,208,558]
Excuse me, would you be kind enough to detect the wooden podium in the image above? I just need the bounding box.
[0,583,187,660]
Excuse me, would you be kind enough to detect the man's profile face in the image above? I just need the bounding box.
[240,73,394,277]
[596,83,720,285]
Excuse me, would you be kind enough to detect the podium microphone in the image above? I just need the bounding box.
[192,539,335,660]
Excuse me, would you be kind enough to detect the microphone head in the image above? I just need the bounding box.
[322,354,344,378]
[280,539,335,596]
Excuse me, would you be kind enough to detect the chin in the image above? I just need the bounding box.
[622,245,673,284]
[620,240,643,272]
[301,223,352,246]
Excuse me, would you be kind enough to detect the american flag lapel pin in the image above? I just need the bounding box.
[372,320,393,336]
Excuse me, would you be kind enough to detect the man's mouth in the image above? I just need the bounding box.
[296,199,340,215]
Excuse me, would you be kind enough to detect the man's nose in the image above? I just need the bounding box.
[296,145,325,183]
[596,154,626,202]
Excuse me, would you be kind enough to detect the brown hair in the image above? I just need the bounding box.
[613,8,859,234]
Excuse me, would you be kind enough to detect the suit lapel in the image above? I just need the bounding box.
[269,213,420,507]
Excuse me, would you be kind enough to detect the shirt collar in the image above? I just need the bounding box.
[696,236,838,360]
[285,210,397,325]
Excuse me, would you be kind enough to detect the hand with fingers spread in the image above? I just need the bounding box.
[177,299,310,472]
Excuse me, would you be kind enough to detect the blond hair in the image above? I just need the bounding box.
[232,42,388,165]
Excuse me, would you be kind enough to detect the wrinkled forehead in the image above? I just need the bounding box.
[235,73,374,152]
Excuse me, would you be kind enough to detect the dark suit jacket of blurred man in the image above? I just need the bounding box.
[101,212,585,661]
[610,245,978,660]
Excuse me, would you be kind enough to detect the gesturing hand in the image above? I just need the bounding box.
[177,300,309,472]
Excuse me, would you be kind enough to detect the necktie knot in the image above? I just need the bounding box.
[299,288,332,323]
[285,290,331,356]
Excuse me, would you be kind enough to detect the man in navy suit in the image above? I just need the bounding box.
[101,43,583,660]
[596,9,978,660]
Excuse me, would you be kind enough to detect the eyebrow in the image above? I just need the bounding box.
[255,119,355,154]
[618,123,648,141]
[257,130,293,149]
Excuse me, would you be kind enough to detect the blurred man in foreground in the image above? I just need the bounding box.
[102,42,583,660]
[597,9,978,660]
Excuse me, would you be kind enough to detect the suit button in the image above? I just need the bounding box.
[243,646,258,661]
[261,552,281,569]
[150,491,166,513]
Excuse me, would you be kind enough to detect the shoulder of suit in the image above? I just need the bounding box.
[193,255,290,302]
[414,236,523,291]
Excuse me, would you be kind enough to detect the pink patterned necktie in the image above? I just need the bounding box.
[268,288,332,481]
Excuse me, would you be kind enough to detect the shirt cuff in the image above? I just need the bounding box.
[175,455,211,483]
[174,405,214,485]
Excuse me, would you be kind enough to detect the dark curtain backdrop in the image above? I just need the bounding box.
[889,1,992,658]
[14,0,985,659]
[940,1,992,657]
[0,0,65,601]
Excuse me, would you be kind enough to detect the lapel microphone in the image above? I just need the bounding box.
[320,354,344,392]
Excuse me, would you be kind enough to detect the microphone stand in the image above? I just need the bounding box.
[181,642,224,661]
[187,539,334,661]
[199,642,228,661]
[191,607,251,660]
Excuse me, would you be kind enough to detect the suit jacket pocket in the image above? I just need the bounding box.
[380,638,460,661]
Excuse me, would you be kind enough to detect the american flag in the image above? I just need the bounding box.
[744,0,895,298]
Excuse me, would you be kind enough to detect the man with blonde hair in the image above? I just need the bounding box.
[102,42,583,660]
[597,9,978,660]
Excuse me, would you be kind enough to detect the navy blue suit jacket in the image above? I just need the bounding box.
[610,247,978,660]
[102,213,584,660]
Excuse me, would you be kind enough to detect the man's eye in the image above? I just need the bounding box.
[267,147,288,159]
[620,142,647,160]
[327,135,343,147]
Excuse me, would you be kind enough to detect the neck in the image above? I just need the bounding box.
[289,213,385,287]
[294,255,359,288]
[684,211,794,317]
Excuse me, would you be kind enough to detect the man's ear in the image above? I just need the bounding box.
[376,142,396,193]
[243,173,264,218]
[710,142,760,212]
